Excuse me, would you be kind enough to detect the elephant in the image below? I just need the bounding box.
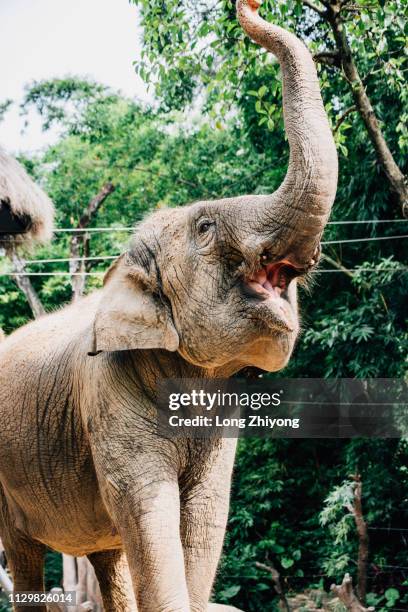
[0,1,337,611]
[0,146,54,338]
[0,146,54,249]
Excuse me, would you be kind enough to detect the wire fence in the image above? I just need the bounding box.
[0,233,405,269]
[326,219,408,225]
[47,218,408,234]
[53,227,134,233]
[24,255,118,265]
[2,266,407,277]
[1,272,105,277]
[226,568,408,577]
[368,526,408,532]
[0,225,406,278]
[322,234,408,245]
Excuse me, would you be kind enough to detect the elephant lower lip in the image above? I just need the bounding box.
[243,284,296,333]
[255,295,295,332]
[247,280,283,299]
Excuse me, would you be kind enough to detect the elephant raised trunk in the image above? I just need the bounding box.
[237,0,338,257]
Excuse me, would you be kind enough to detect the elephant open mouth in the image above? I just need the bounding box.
[243,261,301,333]
[246,261,300,299]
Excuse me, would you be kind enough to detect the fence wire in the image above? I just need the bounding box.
[49,219,408,233]
[1,267,406,277]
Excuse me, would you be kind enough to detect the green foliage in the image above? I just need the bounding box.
[367,586,402,611]
[44,550,63,591]
[131,0,407,158]
[21,78,108,132]
[216,438,407,610]
[0,594,9,612]
[319,480,356,575]
[300,258,408,378]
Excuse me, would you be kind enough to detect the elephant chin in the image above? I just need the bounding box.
[235,274,300,372]
[239,332,298,372]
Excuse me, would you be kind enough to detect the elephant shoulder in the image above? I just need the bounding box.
[0,290,102,368]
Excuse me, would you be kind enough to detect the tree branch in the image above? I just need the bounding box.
[322,253,372,289]
[324,6,408,216]
[322,253,354,280]
[70,182,115,300]
[75,182,115,230]
[314,51,342,68]
[341,4,377,13]
[334,105,356,133]
[302,0,327,16]
[255,561,291,612]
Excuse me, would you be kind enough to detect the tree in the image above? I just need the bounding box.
[0,41,406,609]
[132,0,407,215]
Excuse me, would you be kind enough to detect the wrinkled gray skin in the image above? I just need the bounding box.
[0,1,337,611]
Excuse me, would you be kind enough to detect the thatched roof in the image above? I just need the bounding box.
[0,146,54,249]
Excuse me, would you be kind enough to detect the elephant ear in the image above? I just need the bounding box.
[89,254,179,355]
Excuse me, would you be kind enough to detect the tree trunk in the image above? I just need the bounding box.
[255,561,291,612]
[325,2,408,217]
[62,555,103,612]
[351,475,369,603]
[10,249,46,318]
[69,233,88,301]
[70,182,115,301]
[331,573,375,612]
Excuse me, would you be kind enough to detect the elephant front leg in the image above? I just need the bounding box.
[104,476,190,612]
[87,549,137,611]
[181,440,237,612]
[1,533,46,612]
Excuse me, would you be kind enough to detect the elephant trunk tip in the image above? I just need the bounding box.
[247,0,262,9]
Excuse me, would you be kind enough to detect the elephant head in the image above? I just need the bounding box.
[0,146,54,249]
[90,0,338,373]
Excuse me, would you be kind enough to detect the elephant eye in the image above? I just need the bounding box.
[197,219,214,234]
